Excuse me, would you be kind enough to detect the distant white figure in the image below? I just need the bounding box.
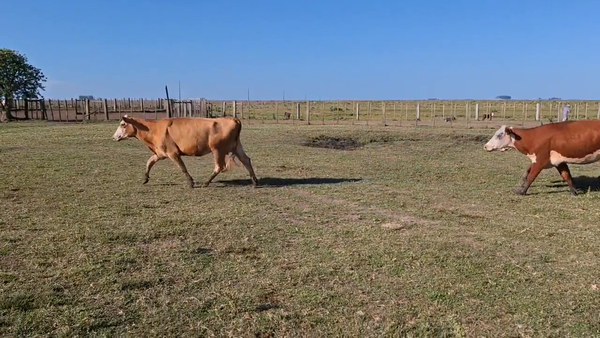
[563,104,570,121]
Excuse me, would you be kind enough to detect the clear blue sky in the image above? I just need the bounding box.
[5,0,600,100]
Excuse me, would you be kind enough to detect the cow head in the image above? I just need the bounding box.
[112,115,137,141]
[484,125,520,151]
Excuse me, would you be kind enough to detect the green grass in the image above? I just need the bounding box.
[1,121,599,336]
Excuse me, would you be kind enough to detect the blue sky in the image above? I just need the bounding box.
[5,0,600,100]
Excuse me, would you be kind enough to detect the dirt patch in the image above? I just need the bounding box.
[302,135,364,150]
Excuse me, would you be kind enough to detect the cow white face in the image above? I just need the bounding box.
[112,115,134,141]
[484,125,515,151]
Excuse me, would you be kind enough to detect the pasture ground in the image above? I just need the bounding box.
[1,121,599,337]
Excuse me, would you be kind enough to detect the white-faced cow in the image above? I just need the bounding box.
[484,120,600,196]
[112,115,259,188]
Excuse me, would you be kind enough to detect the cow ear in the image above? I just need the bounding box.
[505,127,521,140]
[122,115,134,124]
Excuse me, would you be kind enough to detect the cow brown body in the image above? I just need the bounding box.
[484,120,600,195]
[112,115,259,188]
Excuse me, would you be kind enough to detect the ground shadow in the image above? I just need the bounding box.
[544,175,600,194]
[217,177,362,188]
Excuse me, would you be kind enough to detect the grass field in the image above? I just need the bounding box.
[1,121,599,336]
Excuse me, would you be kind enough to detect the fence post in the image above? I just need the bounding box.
[275,101,278,122]
[475,103,479,120]
[296,102,300,120]
[557,104,560,122]
[416,103,420,120]
[48,99,54,121]
[306,100,310,124]
[356,103,360,120]
[24,99,29,119]
[382,101,386,125]
[222,101,226,117]
[535,103,540,121]
[103,99,109,120]
[232,100,237,118]
[85,99,90,120]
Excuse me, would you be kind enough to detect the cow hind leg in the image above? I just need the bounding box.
[203,151,227,187]
[234,143,259,187]
[143,154,162,184]
[556,163,577,196]
[168,153,195,188]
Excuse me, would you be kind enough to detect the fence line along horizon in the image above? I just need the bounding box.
[5,97,593,127]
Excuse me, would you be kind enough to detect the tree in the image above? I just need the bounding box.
[0,49,47,122]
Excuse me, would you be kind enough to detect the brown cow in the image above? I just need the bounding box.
[112,115,259,188]
[484,120,600,196]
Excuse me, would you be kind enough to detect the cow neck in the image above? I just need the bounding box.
[510,128,530,154]
[131,118,153,143]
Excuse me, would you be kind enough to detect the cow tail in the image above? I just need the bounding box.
[223,118,243,172]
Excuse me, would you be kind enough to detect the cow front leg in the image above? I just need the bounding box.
[519,165,532,187]
[556,163,577,196]
[143,154,161,185]
[168,153,195,188]
[515,162,546,195]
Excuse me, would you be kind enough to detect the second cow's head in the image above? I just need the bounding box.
[484,125,521,151]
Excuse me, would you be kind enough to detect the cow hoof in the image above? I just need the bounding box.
[202,182,210,188]
[142,178,149,185]
[570,190,578,196]
[188,182,195,188]
[514,188,527,195]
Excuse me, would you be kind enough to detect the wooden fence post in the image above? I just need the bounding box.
[222,101,226,117]
[356,103,360,120]
[48,99,54,121]
[535,103,540,121]
[103,99,109,120]
[296,102,300,120]
[24,99,29,119]
[306,100,310,124]
[85,99,90,120]
[475,103,479,120]
[382,101,386,125]
[232,100,237,118]
[416,103,420,121]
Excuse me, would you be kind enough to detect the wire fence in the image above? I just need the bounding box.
[7,99,592,128]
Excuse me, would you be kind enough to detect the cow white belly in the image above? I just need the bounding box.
[550,149,600,165]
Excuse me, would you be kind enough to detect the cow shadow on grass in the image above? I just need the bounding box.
[216,177,362,188]
[541,175,600,194]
